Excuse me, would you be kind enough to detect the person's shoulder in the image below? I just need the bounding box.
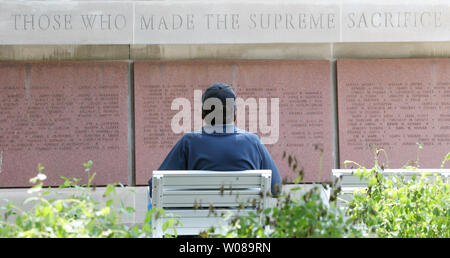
[235,128,262,143]
[180,130,202,141]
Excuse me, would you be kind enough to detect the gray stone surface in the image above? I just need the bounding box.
[134,1,339,44]
[333,42,450,59]
[129,43,333,60]
[0,1,133,44]
[341,0,450,42]
[0,45,130,61]
[2,42,450,61]
[1,0,449,44]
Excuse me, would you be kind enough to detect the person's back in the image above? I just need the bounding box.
[148,82,282,203]
[158,124,282,195]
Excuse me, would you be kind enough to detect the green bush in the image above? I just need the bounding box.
[0,161,177,238]
[346,167,449,238]
[204,149,449,238]
[204,186,362,238]
[346,150,450,238]
[203,151,363,238]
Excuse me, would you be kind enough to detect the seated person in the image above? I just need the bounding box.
[148,82,282,208]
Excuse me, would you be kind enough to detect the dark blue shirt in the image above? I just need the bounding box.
[149,124,282,196]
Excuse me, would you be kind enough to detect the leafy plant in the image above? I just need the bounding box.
[204,186,362,238]
[0,161,178,238]
[345,149,450,238]
[203,151,363,238]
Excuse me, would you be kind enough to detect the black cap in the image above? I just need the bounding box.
[202,82,236,105]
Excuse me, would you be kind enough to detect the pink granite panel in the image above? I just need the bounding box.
[0,62,129,187]
[338,59,450,169]
[134,60,332,184]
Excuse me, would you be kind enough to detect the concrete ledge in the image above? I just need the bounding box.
[333,42,450,59]
[130,43,332,60]
[2,42,450,61]
[0,186,149,225]
[0,45,130,61]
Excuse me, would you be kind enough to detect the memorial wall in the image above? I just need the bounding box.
[338,59,450,169]
[2,58,450,187]
[0,62,129,187]
[134,60,332,185]
[1,59,450,187]
[0,1,450,189]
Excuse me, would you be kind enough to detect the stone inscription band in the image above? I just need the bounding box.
[0,0,449,44]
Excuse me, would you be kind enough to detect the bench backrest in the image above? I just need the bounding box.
[332,169,450,209]
[151,170,272,237]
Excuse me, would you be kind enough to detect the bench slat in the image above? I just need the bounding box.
[161,215,247,228]
[162,190,262,208]
[154,170,271,175]
[162,209,254,217]
[162,176,262,187]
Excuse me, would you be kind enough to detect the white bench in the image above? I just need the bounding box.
[332,169,450,209]
[151,170,272,238]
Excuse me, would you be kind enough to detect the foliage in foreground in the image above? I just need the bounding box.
[203,151,364,238]
[204,186,362,238]
[0,161,174,238]
[346,150,450,238]
[0,149,448,238]
[204,149,449,238]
